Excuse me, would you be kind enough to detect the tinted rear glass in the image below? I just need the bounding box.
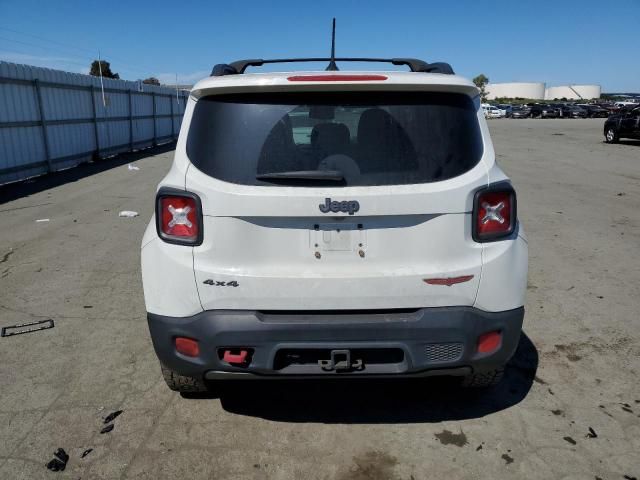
[187,92,483,187]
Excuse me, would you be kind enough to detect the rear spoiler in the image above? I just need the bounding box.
[211,58,455,77]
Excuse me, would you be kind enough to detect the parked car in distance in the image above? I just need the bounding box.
[576,104,609,118]
[496,104,513,117]
[483,105,504,118]
[141,56,528,392]
[604,106,640,143]
[562,105,588,119]
[529,104,559,118]
[548,103,569,117]
[511,106,531,119]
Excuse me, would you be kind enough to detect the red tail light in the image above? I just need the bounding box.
[477,331,502,354]
[472,183,517,242]
[175,337,200,357]
[156,189,203,245]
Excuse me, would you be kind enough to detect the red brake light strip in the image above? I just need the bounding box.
[287,74,388,82]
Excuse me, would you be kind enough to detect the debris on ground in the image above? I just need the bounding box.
[1,249,13,264]
[563,436,577,445]
[100,424,114,434]
[586,427,598,438]
[1,319,55,337]
[118,211,139,218]
[100,409,124,434]
[35,218,50,222]
[46,448,69,472]
[81,448,93,458]
[501,453,514,464]
[103,410,123,424]
[128,164,140,171]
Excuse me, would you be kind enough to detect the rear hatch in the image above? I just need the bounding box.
[184,81,490,310]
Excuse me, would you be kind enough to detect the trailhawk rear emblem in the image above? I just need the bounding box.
[319,198,360,215]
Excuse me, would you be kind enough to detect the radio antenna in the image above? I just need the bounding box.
[325,18,339,71]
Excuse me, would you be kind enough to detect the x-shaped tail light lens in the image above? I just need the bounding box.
[473,186,516,242]
[156,191,202,245]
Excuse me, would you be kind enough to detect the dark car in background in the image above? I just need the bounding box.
[511,106,531,119]
[561,105,588,119]
[549,103,570,117]
[529,104,559,118]
[577,104,609,118]
[604,106,640,143]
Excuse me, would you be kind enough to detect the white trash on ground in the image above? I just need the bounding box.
[35,218,50,223]
[128,164,140,171]
[118,211,139,218]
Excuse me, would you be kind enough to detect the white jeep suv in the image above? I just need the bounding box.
[141,57,528,392]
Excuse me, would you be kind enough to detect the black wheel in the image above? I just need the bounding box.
[461,367,505,388]
[604,127,619,144]
[161,365,208,393]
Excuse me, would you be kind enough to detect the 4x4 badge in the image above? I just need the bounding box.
[203,280,239,287]
[319,198,360,215]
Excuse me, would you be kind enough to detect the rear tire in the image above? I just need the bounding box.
[605,127,619,143]
[161,365,208,393]
[461,367,504,388]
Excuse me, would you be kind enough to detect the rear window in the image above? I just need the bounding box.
[187,91,483,187]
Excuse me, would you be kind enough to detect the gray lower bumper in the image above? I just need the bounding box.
[147,307,524,379]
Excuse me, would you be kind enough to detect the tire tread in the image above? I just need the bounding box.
[161,365,208,392]
[461,367,505,388]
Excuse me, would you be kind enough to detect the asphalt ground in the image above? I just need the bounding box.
[0,119,639,479]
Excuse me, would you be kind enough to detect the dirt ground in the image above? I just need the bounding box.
[0,119,638,479]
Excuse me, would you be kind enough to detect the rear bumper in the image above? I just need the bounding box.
[147,306,524,379]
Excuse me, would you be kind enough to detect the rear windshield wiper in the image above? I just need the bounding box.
[256,170,344,182]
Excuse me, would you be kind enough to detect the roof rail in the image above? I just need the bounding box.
[210,58,454,77]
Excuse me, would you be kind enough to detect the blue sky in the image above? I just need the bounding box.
[0,0,638,92]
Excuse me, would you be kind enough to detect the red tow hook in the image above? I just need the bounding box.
[222,349,249,365]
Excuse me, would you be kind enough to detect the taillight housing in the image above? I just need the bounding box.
[472,182,517,242]
[155,188,203,246]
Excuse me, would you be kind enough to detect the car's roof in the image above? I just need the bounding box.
[191,71,478,97]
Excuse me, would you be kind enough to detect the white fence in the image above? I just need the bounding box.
[0,61,190,185]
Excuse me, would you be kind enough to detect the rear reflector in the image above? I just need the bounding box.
[175,337,200,357]
[477,331,502,354]
[473,184,517,242]
[222,349,250,365]
[287,74,388,82]
[424,275,474,287]
[155,189,203,246]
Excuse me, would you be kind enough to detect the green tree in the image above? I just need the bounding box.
[142,77,160,86]
[473,74,489,102]
[89,60,119,79]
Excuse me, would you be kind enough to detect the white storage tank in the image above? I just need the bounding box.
[485,82,546,100]
[545,85,601,100]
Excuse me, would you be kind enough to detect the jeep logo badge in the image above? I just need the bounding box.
[319,198,360,215]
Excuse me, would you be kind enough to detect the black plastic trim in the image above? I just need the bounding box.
[147,306,524,379]
[211,58,454,76]
[472,181,517,243]
[155,187,204,246]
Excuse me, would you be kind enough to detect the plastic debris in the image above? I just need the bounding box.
[118,211,139,218]
[1,319,54,337]
[103,410,123,424]
[100,424,114,434]
[128,164,140,171]
[586,427,598,438]
[46,448,69,471]
[35,218,50,223]
[81,448,93,458]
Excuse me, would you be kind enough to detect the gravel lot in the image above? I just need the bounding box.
[0,119,638,479]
